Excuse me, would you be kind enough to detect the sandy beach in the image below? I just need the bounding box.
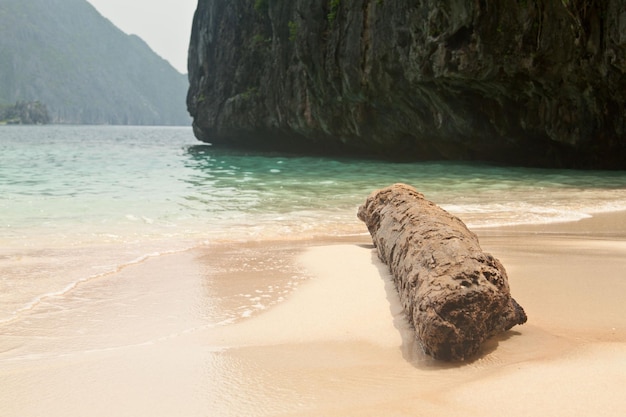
[2,212,626,416]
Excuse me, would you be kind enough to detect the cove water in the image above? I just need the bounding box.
[2,125,626,323]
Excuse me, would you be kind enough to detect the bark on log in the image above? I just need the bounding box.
[357,183,527,361]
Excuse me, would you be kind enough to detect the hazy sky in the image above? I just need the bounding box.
[86,0,197,74]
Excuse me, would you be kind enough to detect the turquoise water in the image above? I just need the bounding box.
[2,125,626,322]
[4,125,626,243]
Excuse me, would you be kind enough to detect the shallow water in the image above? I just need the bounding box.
[4,126,626,243]
[2,126,626,320]
[2,125,626,324]
[2,125,626,416]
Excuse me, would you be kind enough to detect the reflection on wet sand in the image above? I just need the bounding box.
[2,214,626,416]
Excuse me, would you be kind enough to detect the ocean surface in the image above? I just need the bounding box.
[2,124,626,326]
[0,126,626,417]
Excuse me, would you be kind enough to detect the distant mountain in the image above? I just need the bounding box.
[0,0,190,125]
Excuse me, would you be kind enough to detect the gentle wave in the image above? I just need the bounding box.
[2,125,626,326]
[0,247,194,325]
[3,126,626,243]
[445,198,626,228]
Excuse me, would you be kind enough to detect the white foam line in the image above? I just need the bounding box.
[466,213,593,229]
[0,246,197,325]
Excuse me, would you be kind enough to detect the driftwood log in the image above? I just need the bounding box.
[358,184,527,361]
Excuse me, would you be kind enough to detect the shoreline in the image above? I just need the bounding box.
[2,210,626,416]
[192,210,626,415]
[477,208,626,236]
[200,209,626,415]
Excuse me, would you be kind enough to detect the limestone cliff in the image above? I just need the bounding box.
[187,0,626,168]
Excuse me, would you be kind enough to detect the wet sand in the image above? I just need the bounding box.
[2,213,626,416]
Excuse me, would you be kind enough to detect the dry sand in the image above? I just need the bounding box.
[2,213,626,416]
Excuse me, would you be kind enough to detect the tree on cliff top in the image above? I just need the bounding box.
[0,101,50,125]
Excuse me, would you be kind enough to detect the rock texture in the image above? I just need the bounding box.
[188,0,626,168]
[357,183,527,361]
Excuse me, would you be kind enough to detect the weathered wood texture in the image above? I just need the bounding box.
[358,183,527,361]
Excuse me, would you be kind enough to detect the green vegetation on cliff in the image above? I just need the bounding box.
[0,0,190,125]
[0,101,50,125]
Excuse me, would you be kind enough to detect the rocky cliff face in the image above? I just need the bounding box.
[187,0,626,168]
